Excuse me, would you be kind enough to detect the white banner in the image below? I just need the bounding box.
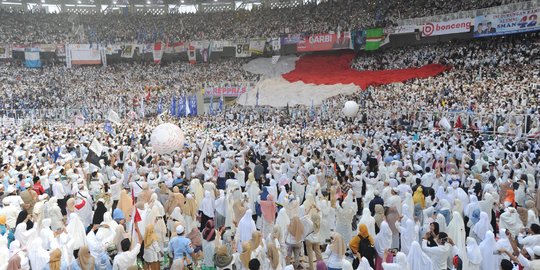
[421,18,472,37]
[249,38,266,55]
[0,45,10,59]
[211,40,224,52]
[270,38,281,52]
[385,25,418,35]
[69,44,101,65]
[121,44,135,58]
[235,43,251,58]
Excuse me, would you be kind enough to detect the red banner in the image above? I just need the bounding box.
[296,32,352,52]
[204,86,248,97]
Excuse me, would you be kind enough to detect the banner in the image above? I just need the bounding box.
[204,86,248,97]
[121,44,135,58]
[24,48,41,68]
[270,38,281,52]
[421,18,472,37]
[38,44,56,52]
[69,44,101,65]
[105,44,122,55]
[365,28,384,51]
[211,40,224,52]
[249,38,266,55]
[384,25,418,35]
[352,30,366,51]
[0,45,10,59]
[153,42,163,64]
[235,43,251,57]
[296,32,352,52]
[55,45,66,57]
[474,8,540,37]
[280,34,303,45]
[188,44,196,64]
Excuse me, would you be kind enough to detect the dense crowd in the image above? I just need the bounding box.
[0,0,528,43]
[0,59,258,119]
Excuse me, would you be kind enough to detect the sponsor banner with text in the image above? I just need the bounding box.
[421,18,472,37]
[474,8,540,37]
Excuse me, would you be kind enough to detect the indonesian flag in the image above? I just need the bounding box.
[131,189,142,223]
[145,90,151,102]
[153,41,163,64]
[188,44,196,64]
[454,115,463,129]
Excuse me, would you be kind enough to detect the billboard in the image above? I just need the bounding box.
[421,18,472,37]
[474,8,540,37]
[296,32,352,52]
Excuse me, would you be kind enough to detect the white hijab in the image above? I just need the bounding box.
[382,252,409,270]
[407,241,433,270]
[275,208,290,241]
[237,209,256,252]
[200,190,215,218]
[375,221,392,257]
[446,211,468,266]
[472,211,492,241]
[499,207,523,236]
[27,238,49,270]
[464,195,479,218]
[478,231,498,270]
[357,257,374,270]
[215,190,226,216]
[466,237,482,265]
[65,213,88,250]
[358,207,376,238]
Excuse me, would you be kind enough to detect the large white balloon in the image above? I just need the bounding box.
[342,101,359,118]
[150,123,185,155]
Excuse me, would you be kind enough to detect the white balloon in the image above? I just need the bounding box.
[150,123,185,155]
[342,101,359,118]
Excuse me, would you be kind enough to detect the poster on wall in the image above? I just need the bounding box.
[296,32,352,52]
[474,8,539,37]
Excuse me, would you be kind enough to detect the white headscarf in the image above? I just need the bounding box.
[382,252,409,270]
[436,213,447,233]
[407,241,432,270]
[472,211,492,241]
[0,234,8,269]
[275,208,290,241]
[464,195,479,218]
[375,221,392,257]
[27,238,49,270]
[400,218,417,255]
[479,193,494,222]
[200,190,215,218]
[466,237,482,265]
[358,207,376,238]
[478,231,498,270]
[65,213,88,250]
[237,209,256,252]
[357,257,374,270]
[215,190,226,216]
[499,207,523,236]
[446,211,467,266]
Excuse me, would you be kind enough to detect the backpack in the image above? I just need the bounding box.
[358,236,375,260]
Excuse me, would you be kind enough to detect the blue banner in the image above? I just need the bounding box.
[474,8,540,37]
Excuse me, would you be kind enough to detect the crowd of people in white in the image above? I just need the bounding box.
[0,3,539,270]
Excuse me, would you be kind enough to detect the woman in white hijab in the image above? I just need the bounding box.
[0,234,8,269]
[435,213,447,233]
[27,238,49,270]
[496,229,513,262]
[357,257,374,270]
[47,197,64,231]
[499,207,523,236]
[382,251,409,270]
[65,213,88,251]
[478,231,498,270]
[470,211,492,243]
[215,190,227,228]
[374,221,392,270]
[358,207,376,239]
[14,223,32,248]
[466,237,482,270]
[446,211,467,266]
[237,209,256,252]
[199,190,215,231]
[275,208,290,244]
[479,193,495,223]
[189,178,204,205]
[39,218,55,250]
[407,241,432,270]
[398,218,418,255]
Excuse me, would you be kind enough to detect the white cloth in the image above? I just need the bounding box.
[200,190,215,218]
[407,241,433,270]
[382,252,409,270]
[357,257,374,270]
[375,221,392,257]
[237,209,256,252]
[472,211,492,241]
[358,207,376,239]
[466,237,482,270]
[446,211,467,266]
[66,213,88,250]
[478,231,498,270]
[499,207,523,236]
[27,238,49,270]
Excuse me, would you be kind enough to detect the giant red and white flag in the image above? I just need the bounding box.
[153,41,163,64]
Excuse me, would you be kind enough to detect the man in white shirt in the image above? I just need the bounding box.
[518,224,540,249]
[112,223,142,270]
[421,232,459,270]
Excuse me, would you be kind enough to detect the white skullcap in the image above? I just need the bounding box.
[176,225,185,235]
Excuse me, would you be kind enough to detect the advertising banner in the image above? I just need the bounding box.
[0,45,10,59]
[296,32,352,52]
[384,25,418,35]
[280,34,303,45]
[421,18,472,37]
[204,86,248,97]
[69,44,101,65]
[474,8,540,37]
